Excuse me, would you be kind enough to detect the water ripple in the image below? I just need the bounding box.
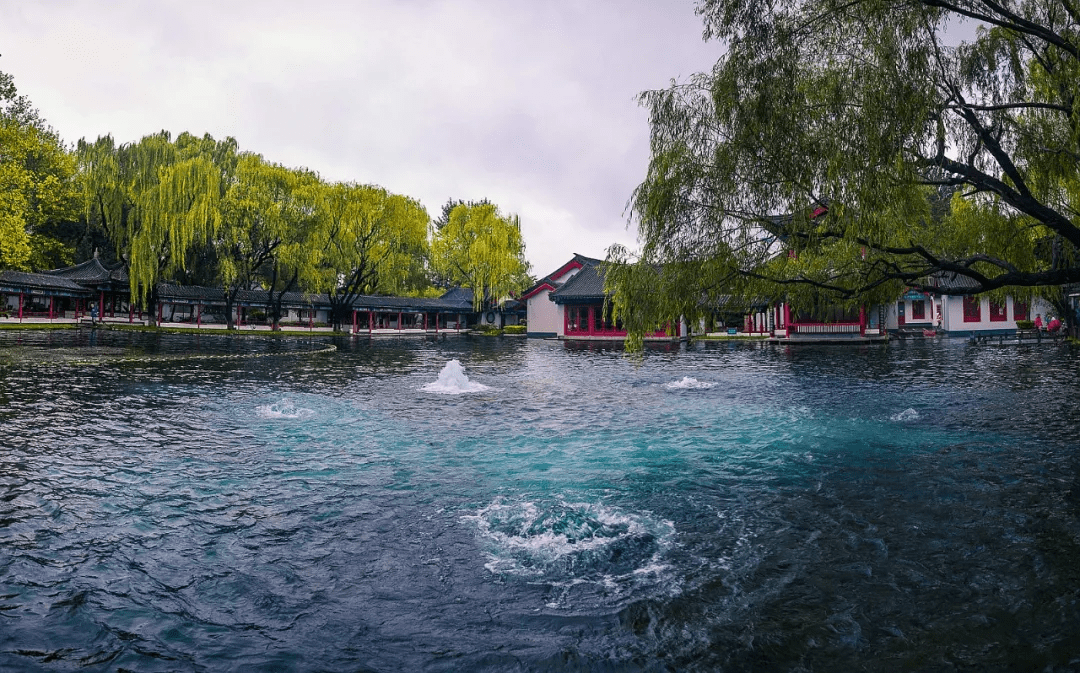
[1,331,1078,670]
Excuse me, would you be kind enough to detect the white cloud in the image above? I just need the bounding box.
[0,0,719,276]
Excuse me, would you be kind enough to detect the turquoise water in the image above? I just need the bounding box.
[1,332,1078,670]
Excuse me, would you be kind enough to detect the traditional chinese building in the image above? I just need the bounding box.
[0,270,89,320]
[539,256,683,341]
[520,254,597,337]
[886,273,1052,336]
[1,260,482,333]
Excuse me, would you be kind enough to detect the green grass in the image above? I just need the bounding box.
[0,322,337,338]
[0,322,78,331]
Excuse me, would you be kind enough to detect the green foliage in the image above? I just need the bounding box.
[503,324,526,335]
[432,197,492,231]
[27,233,75,270]
[78,131,238,305]
[0,71,80,271]
[431,203,531,310]
[5,72,538,322]
[614,0,1080,348]
[403,285,445,299]
[310,182,431,329]
[215,154,322,327]
[1016,319,1035,329]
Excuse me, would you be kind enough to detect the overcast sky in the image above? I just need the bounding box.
[0,0,720,278]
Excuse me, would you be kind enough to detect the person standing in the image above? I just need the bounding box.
[1034,313,1043,330]
[90,304,98,325]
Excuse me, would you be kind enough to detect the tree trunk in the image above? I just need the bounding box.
[329,295,349,332]
[224,289,237,330]
[266,267,299,331]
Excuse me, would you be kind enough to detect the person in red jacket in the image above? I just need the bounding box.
[1034,314,1044,330]
[1047,316,1061,333]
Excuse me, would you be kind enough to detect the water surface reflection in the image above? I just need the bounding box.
[0,330,1077,671]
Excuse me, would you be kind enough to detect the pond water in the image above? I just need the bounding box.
[1,330,1078,671]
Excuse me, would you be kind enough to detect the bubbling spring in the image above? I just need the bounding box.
[0,330,1078,671]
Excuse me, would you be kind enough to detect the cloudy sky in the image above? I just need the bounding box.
[0,0,720,277]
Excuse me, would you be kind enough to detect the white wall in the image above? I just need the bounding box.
[524,264,580,336]
[940,295,1050,333]
[526,288,562,336]
[885,296,940,330]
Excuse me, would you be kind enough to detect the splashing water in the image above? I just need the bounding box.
[462,499,675,586]
[421,359,490,394]
[891,408,920,422]
[5,331,1080,670]
[256,398,316,419]
[665,376,717,390]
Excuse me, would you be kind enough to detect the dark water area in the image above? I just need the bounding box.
[1,329,1078,671]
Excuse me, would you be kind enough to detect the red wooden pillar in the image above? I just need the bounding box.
[99,291,104,319]
[197,302,202,327]
[309,309,313,330]
[368,310,374,332]
[49,296,54,320]
[352,309,357,334]
[859,305,867,335]
[434,313,439,333]
[397,311,402,331]
[129,300,133,323]
[18,293,23,321]
[784,304,792,330]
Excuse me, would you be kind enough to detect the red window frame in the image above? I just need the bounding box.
[1013,301,1028,321]
[963,296,981,322]
[989,301,1007,322]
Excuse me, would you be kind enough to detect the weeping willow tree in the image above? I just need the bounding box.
[310,182,431,330]
[78,131,238,308]
[217,154,321,329]
[430,203,531,310]
[609,0,1080,346]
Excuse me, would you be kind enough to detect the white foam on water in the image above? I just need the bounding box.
[633,561,673,576]
[255,399,316,419]
[890,408,920,422]
[664,376,717,390]
[421,359,491,394]
[462,499,676,592]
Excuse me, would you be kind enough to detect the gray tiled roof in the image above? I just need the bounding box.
[0,270,90,295]
[439,287,474,304]
[154,284,473,312]
[352,294,473,312]
[47,258,128,284]
[922,272,981,291]
[549,259,608,303]
[522,254,602,298]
